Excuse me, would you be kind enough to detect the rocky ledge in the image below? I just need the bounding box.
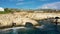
[0,12,60,28]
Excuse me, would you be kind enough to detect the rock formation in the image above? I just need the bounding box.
[0,12,60,27]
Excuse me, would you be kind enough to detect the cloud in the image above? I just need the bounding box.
[17,0,24,1]
[16,1,34,5]
[7,0,34,5]
[37,2,60,9]
[39,0,49,1]
[16,2,24,5]
[9,0,24,2]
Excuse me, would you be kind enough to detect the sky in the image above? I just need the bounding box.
[0,0,60,9]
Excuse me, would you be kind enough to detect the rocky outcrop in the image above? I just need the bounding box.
[0,13,38,27]
[0,12,60,27]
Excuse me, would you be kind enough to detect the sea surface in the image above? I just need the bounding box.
[0,20,60,34]
[0,25,60,34]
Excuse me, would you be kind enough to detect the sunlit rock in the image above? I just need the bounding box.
[22,18,38,25]
[0,12,60,28]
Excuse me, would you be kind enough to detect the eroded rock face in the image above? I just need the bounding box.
[0,12,60,27]
[24,22,34,28]
[0,13,38,27]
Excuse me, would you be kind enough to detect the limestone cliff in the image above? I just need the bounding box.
[0,12,60,27]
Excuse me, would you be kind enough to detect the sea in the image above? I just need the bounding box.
[0,19,60,34]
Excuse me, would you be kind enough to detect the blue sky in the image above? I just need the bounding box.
[0,0,60,9]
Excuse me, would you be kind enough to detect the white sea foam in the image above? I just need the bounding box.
[0,27,26,31]
[36,25,45,29]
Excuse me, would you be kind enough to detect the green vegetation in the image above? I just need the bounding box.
[0,8,60,14]
[0,8,12,14]
[0,8,18,14]
[0,11,8,14]
[34,9,60,13]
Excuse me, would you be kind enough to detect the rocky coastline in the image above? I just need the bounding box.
[0,12,60,29]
